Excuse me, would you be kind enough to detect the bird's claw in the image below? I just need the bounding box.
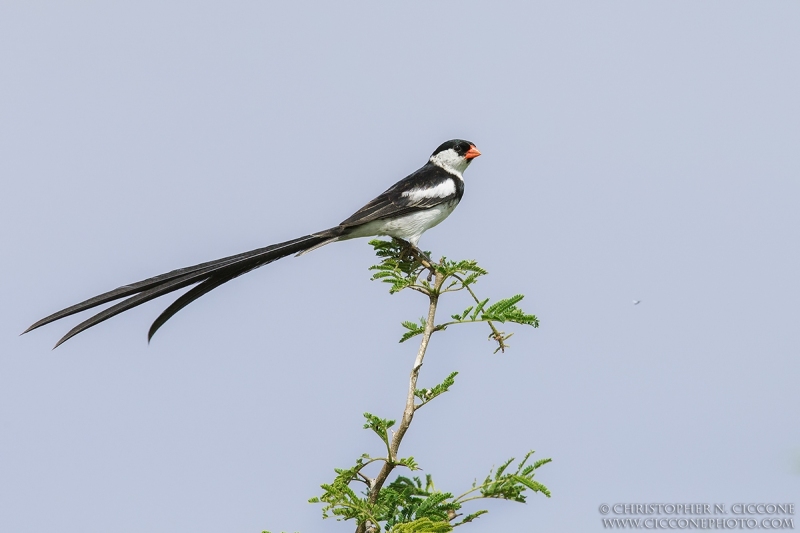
[393,238,436,283]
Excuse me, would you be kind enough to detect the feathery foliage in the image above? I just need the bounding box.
[414,371,457,409]
[369,239,539,353]
[265,239,549,533]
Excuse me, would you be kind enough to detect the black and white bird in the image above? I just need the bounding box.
[24,139,481,348]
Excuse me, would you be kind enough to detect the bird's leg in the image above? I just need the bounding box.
[416,247,436,282]
[396,239,435,282]
[409,244,433,266]
[395,238,414,261]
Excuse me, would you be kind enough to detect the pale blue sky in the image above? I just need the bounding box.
[2,2,798,532]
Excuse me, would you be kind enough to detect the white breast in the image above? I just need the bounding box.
[343,200,459,246]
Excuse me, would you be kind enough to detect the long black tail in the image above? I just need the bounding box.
[23,228,342,348]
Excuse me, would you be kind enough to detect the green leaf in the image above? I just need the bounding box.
[388,517,453,533]
[363,412,395,452]
[398,456,421,471]
[453,509,488,526]
[450,305,474,322]
[469,298,490,321]
[484,294,524,315]
[376,475,458,529]
[414,372,458,407]
[399,317,427,343]
[478,295,539,328]
[474,451,551,503]
[511,475,552,498]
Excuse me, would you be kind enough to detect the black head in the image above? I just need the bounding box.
[431,139,477,158]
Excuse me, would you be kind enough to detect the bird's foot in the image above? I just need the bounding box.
[396,239,435,282]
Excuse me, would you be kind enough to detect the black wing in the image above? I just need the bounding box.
[338,163,463,228]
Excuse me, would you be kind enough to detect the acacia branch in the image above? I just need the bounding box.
[355,264,444,533]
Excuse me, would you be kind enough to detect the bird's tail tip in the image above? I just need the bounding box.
[20,323,39,336]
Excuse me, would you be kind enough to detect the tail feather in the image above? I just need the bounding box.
[147,265,253,342]
[28,228,342,347]
[53,267,225,349]
[25,253,249,334]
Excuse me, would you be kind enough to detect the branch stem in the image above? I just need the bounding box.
[355,264,444,533]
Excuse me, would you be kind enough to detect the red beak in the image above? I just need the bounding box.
[465,145,481,160]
